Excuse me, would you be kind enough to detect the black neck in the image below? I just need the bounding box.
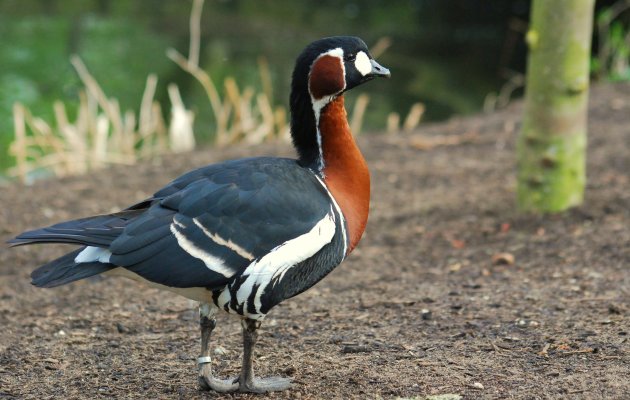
[289,80,320,170]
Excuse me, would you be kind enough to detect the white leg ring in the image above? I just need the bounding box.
[197,356,212,365]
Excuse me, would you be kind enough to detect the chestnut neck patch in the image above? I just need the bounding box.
[308,51,346,101]
[319,96,370,254]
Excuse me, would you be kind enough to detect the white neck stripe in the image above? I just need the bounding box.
[307,47,346,173]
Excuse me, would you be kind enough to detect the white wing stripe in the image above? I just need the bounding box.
[236,210,337,314]
[193,218,255,261]
[169,221,235,278]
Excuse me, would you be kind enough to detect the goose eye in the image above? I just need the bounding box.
[344,53,356,62]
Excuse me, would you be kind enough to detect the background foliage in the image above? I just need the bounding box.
[0,0,627,173]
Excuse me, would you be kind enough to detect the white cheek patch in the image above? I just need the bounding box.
[354,51,372,76]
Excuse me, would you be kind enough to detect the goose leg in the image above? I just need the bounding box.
[237,318,292,393]
[197,303,238,392]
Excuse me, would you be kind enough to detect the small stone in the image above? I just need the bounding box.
[492,252,515,266]
[329,335,344,344]
[116,323,128,334]
[341,344,371,353]
[472,382,484,390]
[426,395,463,400]
[608,304,623,315]
[421,309,432,320]
[284,365,297,375]
[214,346,227,355]
[448,263,462,272]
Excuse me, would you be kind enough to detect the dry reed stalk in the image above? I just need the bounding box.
[139,74,158,138]
[11,104,28,180]
[250,93,274,144]
[152,102,168,150]
[370,37,392,59]
[168,83,196,153]
[93,113,109,168]
[9,55,188,182]
[8,0,375,183]
[167,48,227,139]
[54,101,87,174]
[386,102,425,134]
[274,107,290,142]
[350,93,370,135]
[387,112,400,134]
[189,0,204,68]
[403,103,425,132]
[167,0,290,147]
[258,57,274,104]
[71,56,125,144]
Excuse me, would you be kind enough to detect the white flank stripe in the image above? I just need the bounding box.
[75,246,112,263]
[217,289,231,310]
[236,210,337,314]
[193,218,255,261]
[169,221,235,278]
[314,175,348,257]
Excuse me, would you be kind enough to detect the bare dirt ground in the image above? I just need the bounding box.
[1,84,628,399]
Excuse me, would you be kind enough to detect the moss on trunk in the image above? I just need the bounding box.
[517,0,595,212]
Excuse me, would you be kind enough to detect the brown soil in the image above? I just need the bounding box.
[1,84,628,400]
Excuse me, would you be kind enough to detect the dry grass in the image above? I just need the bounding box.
[8,0,391,183]
[10,61,173,182]
[387,103,425,134]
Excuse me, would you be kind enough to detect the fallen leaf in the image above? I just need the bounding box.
[450,239,466,249]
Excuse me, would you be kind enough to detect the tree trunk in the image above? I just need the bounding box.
[517,0,595,212]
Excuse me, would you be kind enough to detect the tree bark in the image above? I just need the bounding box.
[517,0,595,212]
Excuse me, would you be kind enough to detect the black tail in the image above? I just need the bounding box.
[8,209,145,287]
[8,210,142,247]
[30,249,115,288]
